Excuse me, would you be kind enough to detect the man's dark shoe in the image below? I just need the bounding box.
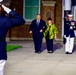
[35,51,41,54]
[34,51,38,53]
[34,51,39,53]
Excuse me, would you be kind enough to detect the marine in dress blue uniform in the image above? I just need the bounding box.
[64,14,76,54]
[0,4,25,75]
[29,14,46,53]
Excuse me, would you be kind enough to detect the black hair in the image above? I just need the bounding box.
[47,17,52,21]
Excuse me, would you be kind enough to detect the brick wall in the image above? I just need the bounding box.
[55,0,62,38]
[41,6,55,22]
[11,0,23,15]
[7,0,62,40]
[41,1,55,23]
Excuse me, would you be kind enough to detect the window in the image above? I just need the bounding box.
[23,0,40,22]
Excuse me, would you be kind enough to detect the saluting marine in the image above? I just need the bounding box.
[0,1,25,75]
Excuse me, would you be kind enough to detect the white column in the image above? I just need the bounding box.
[64,0,71,10]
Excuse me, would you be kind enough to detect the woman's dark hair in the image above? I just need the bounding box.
[47,17,52,21]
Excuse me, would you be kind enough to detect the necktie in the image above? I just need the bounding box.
[36,20,39,26]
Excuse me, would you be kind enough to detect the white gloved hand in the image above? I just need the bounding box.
[64,35,66,38]
[70,26,73,29]
[2,5,11,14]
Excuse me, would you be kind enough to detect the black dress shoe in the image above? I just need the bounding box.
[48,51,53,53]
[65,52,69,54]
[66,52,72,54]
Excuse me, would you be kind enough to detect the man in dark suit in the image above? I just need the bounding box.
[0,4,25,75]
[29,14,46,54]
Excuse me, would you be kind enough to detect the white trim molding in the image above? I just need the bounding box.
[42,1,56,6]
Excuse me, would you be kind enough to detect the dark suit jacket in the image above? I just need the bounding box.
[30,19,46,38]
[64,20,76,38]
[0,11,25,60]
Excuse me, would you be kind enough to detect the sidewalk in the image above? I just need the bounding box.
[5,41,76,75]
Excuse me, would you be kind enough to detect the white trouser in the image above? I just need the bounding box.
[65,37,74,53]
[0,60,6,75]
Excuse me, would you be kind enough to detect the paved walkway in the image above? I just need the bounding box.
[5,41,76,75]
